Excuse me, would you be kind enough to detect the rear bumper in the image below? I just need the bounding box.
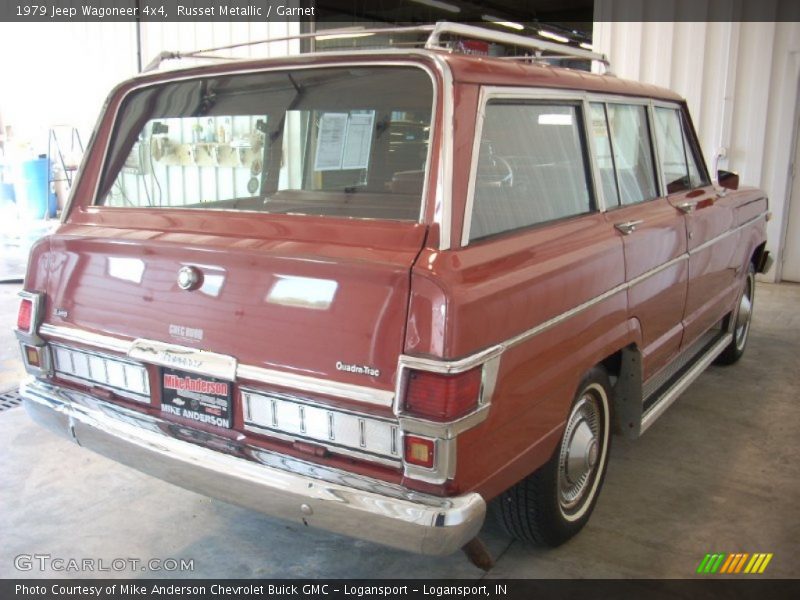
[20,378,485,556]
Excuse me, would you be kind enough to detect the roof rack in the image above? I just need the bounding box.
[144,21,610,73]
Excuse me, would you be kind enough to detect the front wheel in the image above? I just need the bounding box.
[716,263,755,365]
[496,367,612,546]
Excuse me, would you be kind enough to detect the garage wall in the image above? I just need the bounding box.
[593,0,800,281]
[0,21,299,154]
[0,22,137,150]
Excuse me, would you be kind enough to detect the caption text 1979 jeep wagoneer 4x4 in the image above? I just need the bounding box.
[15,23,771,558]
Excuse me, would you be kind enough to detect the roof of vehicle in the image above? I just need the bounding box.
[439,51,683,101]
[127,48,684,104]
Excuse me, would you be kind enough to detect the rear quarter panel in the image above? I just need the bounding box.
[406,214,636,499]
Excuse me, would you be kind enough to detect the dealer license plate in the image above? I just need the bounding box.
[160,367,233,428]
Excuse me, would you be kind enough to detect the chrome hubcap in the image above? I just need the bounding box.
[735,275,754,350]
[558,393,602,513]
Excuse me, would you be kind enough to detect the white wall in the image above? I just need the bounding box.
[0,22,138,152]
[0,21,299,155]
[594,1,800,281]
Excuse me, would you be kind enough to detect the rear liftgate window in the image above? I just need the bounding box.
[97,67,434,221]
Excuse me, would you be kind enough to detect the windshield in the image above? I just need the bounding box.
[97,66,434,221]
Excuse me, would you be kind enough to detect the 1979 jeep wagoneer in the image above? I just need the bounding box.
[16,23,771,557]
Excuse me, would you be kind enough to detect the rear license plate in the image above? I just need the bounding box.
[160,368,233,428]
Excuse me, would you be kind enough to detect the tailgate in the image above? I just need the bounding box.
[43,218,427,402]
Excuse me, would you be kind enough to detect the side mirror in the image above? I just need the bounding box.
[717,169,739,191]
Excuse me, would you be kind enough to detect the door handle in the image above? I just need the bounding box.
[614,220,644,235]
[676,201,697,213]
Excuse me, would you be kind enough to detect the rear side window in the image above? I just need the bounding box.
[468,102,594,242]
[653,106,708,194]
[96,67,434,221]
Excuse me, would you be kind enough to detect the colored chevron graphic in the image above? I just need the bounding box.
[696,552,774,574]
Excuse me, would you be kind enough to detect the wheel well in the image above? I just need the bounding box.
[599,346,643,439]
[752,241,767,269]
[601,350,622,385]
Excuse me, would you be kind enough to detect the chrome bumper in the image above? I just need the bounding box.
[20,379,485,556]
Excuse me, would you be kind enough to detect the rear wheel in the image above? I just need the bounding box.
[497,367,612,546]
[716,263,755,365]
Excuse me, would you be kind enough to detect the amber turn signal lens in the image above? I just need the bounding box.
[403,435,436,469]
[17,298,33,332]
[24,345,41,367]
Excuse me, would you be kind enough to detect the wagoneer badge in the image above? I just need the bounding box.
[177,265,201,290]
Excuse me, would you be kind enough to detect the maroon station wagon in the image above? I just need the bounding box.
[15,23,771,558]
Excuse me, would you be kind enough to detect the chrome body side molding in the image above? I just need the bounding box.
[237,363,394,407]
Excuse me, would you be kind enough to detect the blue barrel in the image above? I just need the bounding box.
[15,158,55,219]
[0,181,14,205]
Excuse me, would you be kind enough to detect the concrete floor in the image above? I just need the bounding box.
[0,282,798,579]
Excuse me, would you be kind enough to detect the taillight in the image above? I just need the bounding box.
[23,344,42,367]
[17,298,33,332]
[403,367,482,421]
[404,435,436,469]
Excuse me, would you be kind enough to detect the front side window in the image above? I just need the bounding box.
[97,67,433,221]
[469,102,594,242]
[605,104,658,205]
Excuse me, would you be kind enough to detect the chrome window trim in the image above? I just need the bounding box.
[647,99,667,197]
[460,85,488,248]
[39,324,395,407]
[650,102,688,197]
[460,87,685,247]
[584,99,660,208]
[434,54,455,250]
[583,99,609,212]
[79,52,452,246]
[460,86,604,246]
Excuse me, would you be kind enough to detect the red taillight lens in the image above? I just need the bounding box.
[404,367,482,421]
[17,298,33,332]
[404,435,436,469]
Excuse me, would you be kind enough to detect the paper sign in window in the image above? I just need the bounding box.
[341,112,375,170]
[314,113,348,171]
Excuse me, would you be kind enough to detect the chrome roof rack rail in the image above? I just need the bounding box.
[144,21,610,73]
[425,22,609,68]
